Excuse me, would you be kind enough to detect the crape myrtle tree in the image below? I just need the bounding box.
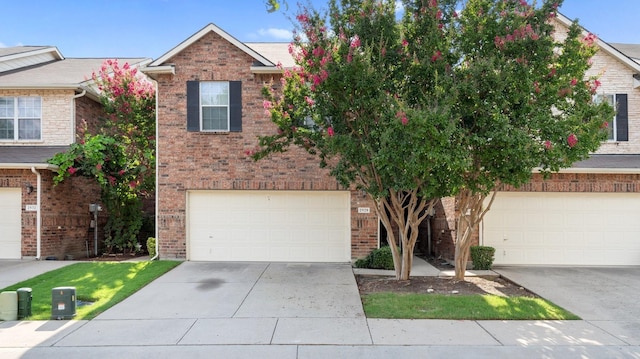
[49,60,156,254]
[449,0,612,279]
[255,0,613,280]
[256,0,466,280]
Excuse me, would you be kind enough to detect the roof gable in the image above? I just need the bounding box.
[556,13,640,76]
[0,46,63,73]
[149,23,276,68]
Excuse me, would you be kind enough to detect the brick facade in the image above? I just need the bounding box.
[0,92,106,259]
[155,30,378,260]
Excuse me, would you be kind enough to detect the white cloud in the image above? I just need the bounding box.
[257,28,293,41]
[0,42,6,48]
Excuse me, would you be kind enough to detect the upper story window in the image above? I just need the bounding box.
[200,82,229,131]
[0,96,42,140]
[595,93,628,142]
[186,80,242,133]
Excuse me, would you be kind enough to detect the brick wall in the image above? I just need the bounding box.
[75,94,106,137]
[155,30,378,259]
[0,169,103,259]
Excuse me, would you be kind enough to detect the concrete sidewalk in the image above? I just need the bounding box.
[0,259,639,358]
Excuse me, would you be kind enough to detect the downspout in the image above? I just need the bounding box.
[31,167,42,260]
[151,79,159,260]
[72,89,87,143]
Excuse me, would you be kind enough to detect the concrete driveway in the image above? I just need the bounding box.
[2,261,640,358]
[496,266,640,345]
[52,261,372,348]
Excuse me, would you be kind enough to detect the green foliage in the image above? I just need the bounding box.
[361,292,579,320]
[355,246,396,270]
[1,261,179,320]
[470,246,495,270]
[49,60,156,254]
[147,237,156,258]
[255,0,613,278]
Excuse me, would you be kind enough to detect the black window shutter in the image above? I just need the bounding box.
[616,94,628,141]
[186,81,200,132]
[229,81,242,132]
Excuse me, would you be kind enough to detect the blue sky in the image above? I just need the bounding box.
[1,0,638,59]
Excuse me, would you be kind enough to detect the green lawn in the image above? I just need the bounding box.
[362,292,580,320]
[1,261,180,320]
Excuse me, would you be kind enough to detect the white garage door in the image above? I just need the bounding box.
[0,188,21,259]
[482,192,640,266]
[187,190,351,262]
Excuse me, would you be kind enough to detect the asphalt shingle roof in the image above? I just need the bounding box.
[0,57,148,88]
[0,146,69,167]
[572,154,640,170]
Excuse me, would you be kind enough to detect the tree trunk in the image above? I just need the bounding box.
[373,189,434,281]
[453,189,497,281]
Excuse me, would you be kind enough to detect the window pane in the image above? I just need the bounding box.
[18,97,41,118]
[0,97,14,118]
[19,118,41,140]
[202,107,228,131]
[200,82,229,106]
[596,94,616,141]
[0,119,14,139]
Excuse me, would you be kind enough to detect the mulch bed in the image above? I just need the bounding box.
[356,275,538,297]
[357,256,538,298]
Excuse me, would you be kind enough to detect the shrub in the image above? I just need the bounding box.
[146,237,156,258]
[470,246,495,270]
[354,246,395,270]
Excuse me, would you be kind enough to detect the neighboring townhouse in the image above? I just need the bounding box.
[0,46,150,260]
[143,24,379,261]
[432,14,640,266]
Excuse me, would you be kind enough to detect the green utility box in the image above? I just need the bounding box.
[17,288,32,319]
[51,287,76,320]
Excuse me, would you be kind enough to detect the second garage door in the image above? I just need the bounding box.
[0,188,21,259]
[482,192,640,266]
[187,190,351,262]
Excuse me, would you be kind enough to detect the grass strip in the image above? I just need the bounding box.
[2,260,180,320]
[362,292,580,320]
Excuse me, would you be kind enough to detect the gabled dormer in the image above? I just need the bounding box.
[141,23,290,78]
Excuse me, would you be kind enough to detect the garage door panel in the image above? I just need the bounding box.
[188,190,351,262]
[0,189,21,259]
[484,192,640,265]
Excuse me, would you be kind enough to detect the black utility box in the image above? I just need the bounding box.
[51,286,76,320]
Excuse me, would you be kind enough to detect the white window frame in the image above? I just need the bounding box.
[199,82,230,132]
[595,94,617,141]
[0,96,42,141]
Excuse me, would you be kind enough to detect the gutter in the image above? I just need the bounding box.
[533,167,640,174]
[250,66,286,74]
[72,89,87,143]
[0,84,81,90]
[30,167,42,260]
[0,163,57,170]
[151,78,160,261]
